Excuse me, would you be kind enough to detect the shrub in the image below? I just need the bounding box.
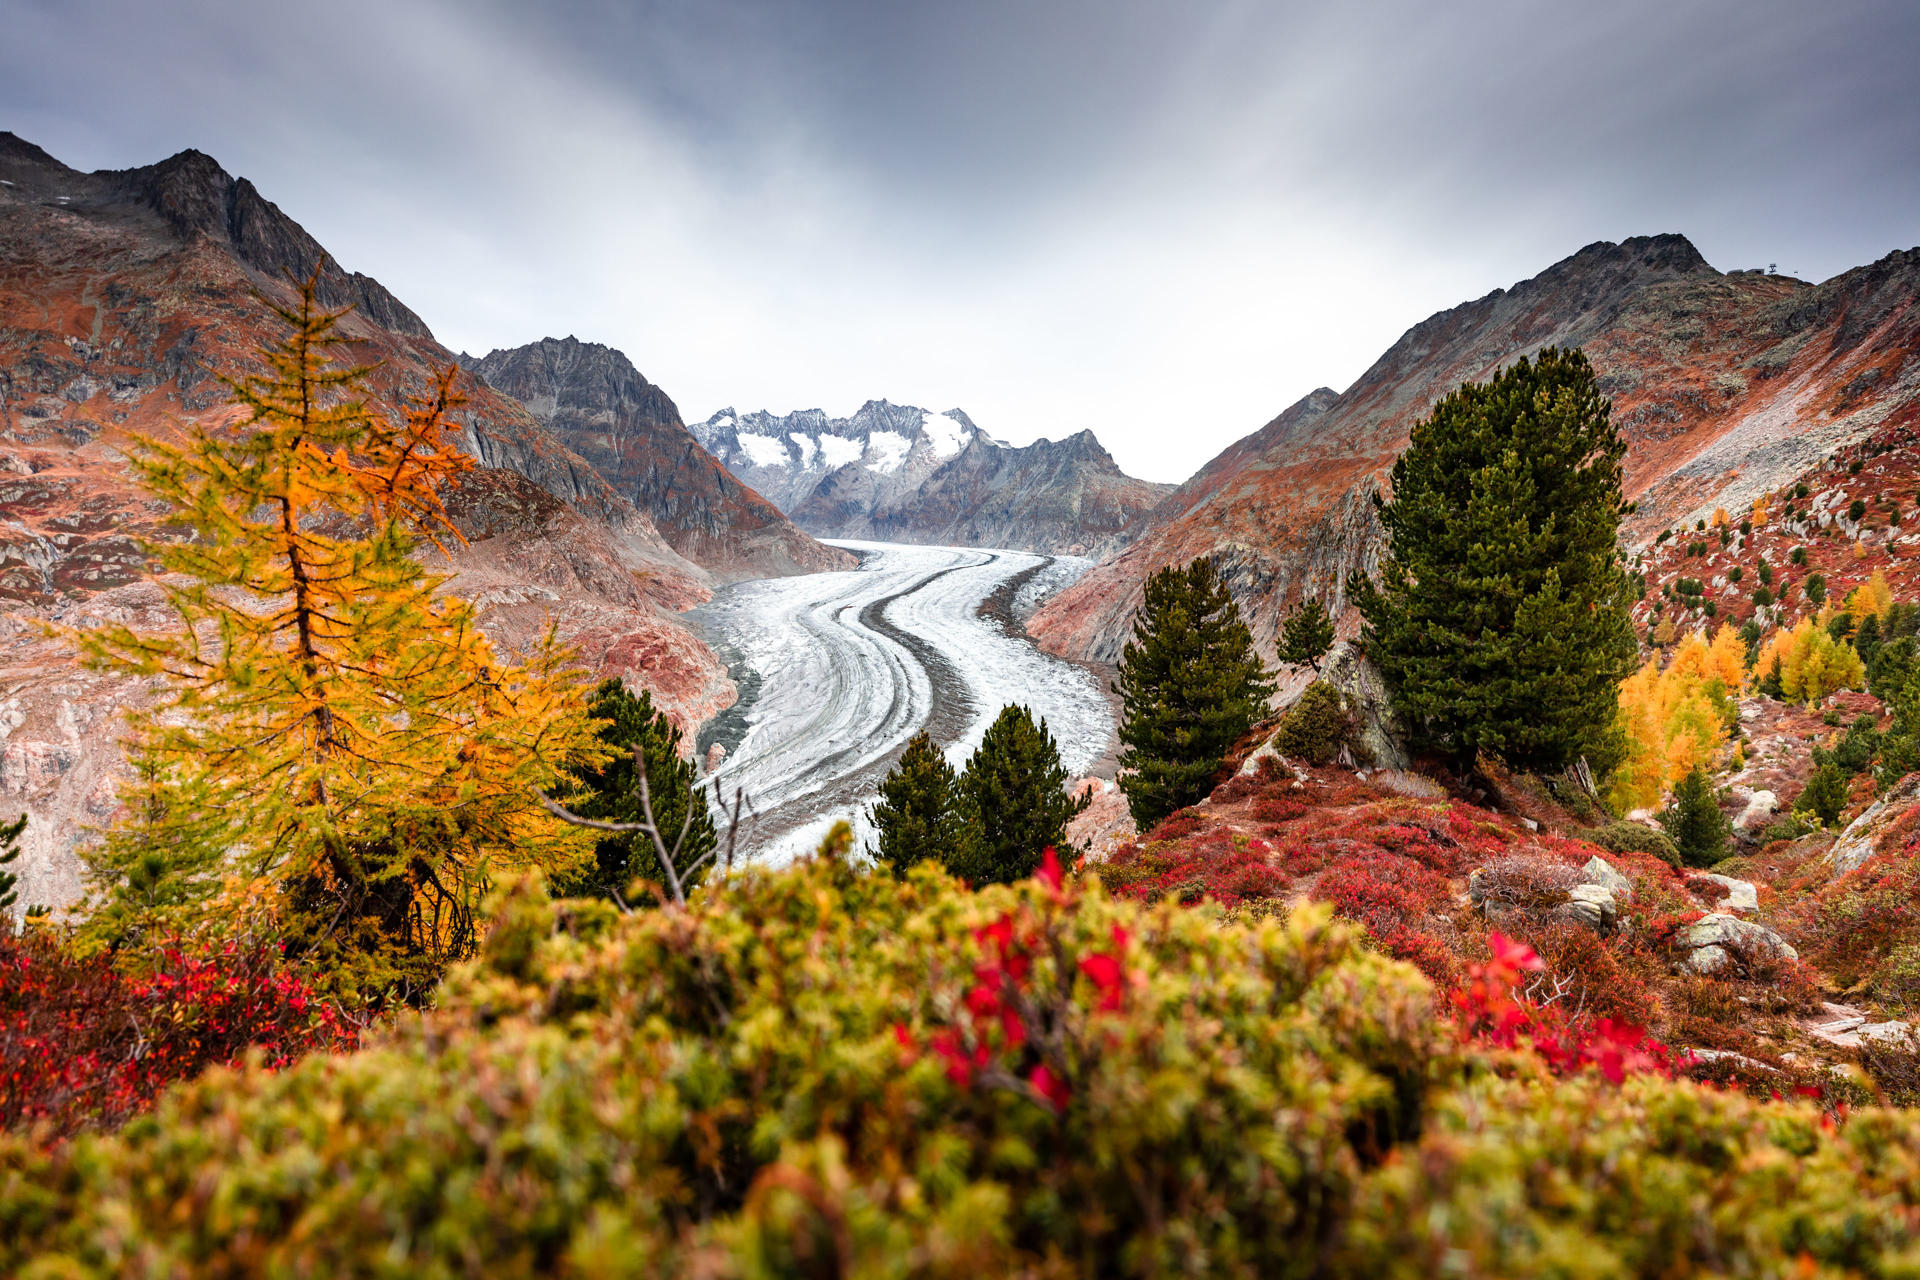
[1851,498,1869,521]
[0,856,1444,1276]
[1586,821,1681,867]
[0,929,355,1136]
[1272,681,1354,765]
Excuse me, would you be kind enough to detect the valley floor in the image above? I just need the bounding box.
[687,540,1116,861]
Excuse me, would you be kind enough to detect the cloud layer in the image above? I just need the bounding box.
[5,0,1917,481]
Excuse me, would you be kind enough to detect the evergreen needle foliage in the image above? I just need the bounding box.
[1279,597,1336,671]
[870,731,963,878]
[0,813,26,922]
[1660,765,1730,868]
[72,273,598,1005]
[1353,347,1637,773]
[1113,559,1274,829]
[952,704,1087,885]
[552,679,715,905]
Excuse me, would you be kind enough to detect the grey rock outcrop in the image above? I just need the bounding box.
[1827,772,1920,878]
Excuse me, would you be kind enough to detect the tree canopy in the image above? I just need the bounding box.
[1353,347,1637,773]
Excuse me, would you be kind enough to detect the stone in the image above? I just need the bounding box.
[1732,789,1778,831]
[1827,773,1920,878]
[1678,913,1798,965]
[1580,856,1634,900]
[1692,873,1759,914]
[1685,944,1732,976]
[1563,882,1617,931]
[704,741,727,774]
[1856,1021,1919,1049]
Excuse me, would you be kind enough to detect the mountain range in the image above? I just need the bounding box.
[1031,234,1920,667]
[690,401,1170,557]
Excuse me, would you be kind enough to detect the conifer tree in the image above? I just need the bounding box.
[870,732,963,878]
[1113,559,1273,830]
[1279,598,1336,671]
[0,813,26,924]
[1661,765,1729,867]
[1352,348,1637,773]
[952,704,1087,886]
[552,679,715,905]
[75,273,597,1004]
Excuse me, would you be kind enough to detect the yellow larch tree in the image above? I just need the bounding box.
[1753,616,1866,706]
[1607,625,1744,813]
[1845,569,1894,623]
[75,273,599,1004]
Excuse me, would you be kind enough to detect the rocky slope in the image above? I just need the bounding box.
[0,134,741,910]
[463,338,851,579]
[691,400,1170,556]
[1032,235,1920,664]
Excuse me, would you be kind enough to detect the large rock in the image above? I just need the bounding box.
[1580,856,1634,899]
[1691,873,1760,914]
[1678,913,1798,974]
[1827,773,1920,878]
[1563,883,1618,931]
[1732,789,1779,831]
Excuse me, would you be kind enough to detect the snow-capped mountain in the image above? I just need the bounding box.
[690,399,1170,557]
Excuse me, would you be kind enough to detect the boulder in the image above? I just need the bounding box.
[1685,944,1733,976]
[1677,913,1798,971]
[1563,882,1618,931]
[1856,1021,1919,1050]
[1827,773,1920,878]
[1580,856,1634,900]
[1691,873,1759,914]
[1732,789,1778,832]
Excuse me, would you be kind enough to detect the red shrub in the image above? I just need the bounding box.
[1146,810,1207,842]
[1251,794,1306,825]
[1311,853,1453,933]
[0,929,359,1136]
[1099,837,1287,909]
[1781,850,1920,992]
[1452,933,1682,1084]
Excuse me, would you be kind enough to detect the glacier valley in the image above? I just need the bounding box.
[689,541,1118,864]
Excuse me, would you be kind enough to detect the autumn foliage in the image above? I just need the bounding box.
[74,274,598,1003]
[1609,625,1744,812]
[0,927,354,1136]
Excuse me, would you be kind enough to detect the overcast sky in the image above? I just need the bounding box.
[5,0,1919,482]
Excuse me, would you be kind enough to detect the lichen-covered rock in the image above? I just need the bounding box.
[1692,873,1759,914]
[1828,772,1920,878]
[1564,882,1618,931]
[1679,913,1798,967]
[1580,856,1634,900]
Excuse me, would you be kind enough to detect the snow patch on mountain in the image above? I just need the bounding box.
[864,430,911,473]
[736,432,790,468]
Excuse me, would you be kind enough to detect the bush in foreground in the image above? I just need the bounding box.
[8,851,1920,1275]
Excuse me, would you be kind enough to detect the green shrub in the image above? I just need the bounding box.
[1796,762,1850,827]
[10,855,1920,1274]
[1587,819,1681,868]
[1272,681,1354,765]
[1,855,1440,1277]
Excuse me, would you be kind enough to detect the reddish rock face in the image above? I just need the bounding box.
[1032,235,1920,665]
[0,133,748,910]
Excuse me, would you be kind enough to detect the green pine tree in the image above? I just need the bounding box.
[552,679,716,905]
[1279,598,1336,671]
[1352,347,1637,773]
[870,732,963,878]
[952,704,1088,886]
[1795,762,1850,828]
[1661,765,1730,868]
[1113,559,1274,830]
[0,812,26,924]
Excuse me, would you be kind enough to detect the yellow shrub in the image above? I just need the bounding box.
[1753,617,1866,705]
[1751,496,1768,526]
[1607,627,1743,813]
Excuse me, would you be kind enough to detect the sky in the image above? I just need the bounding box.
[4,0,1919,483]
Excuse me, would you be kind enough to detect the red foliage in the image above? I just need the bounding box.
[1451,933,1684,1083]
[0,929,358,1136]
[1098,834,1288,908]
[1145,810,1207,842]
[895,861,1133,1114]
